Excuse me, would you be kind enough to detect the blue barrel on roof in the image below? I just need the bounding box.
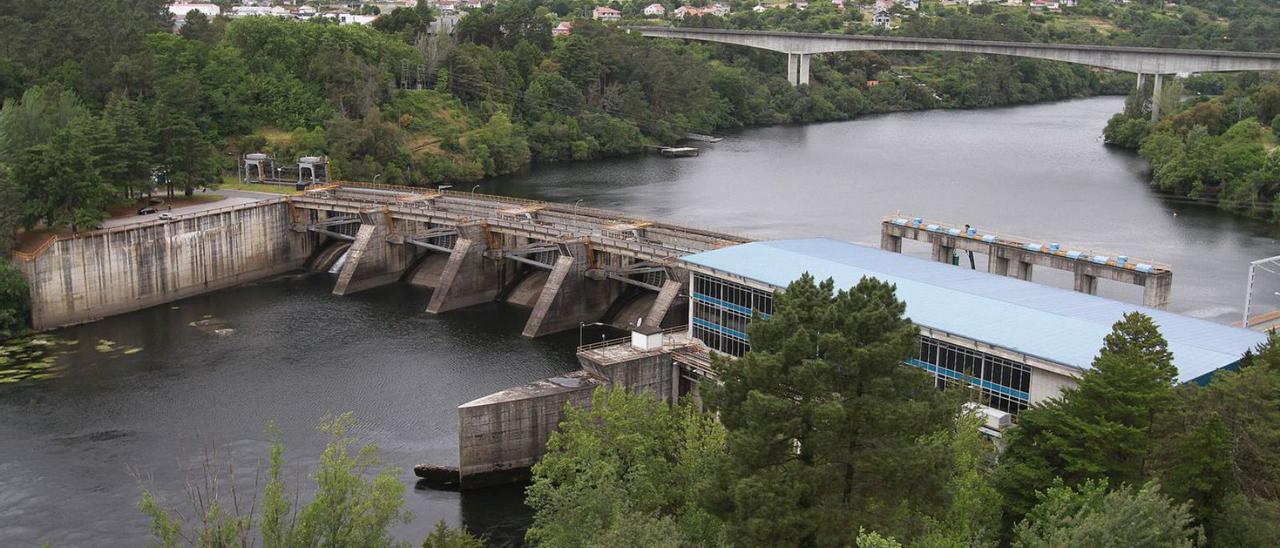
[894,218,908,226]
[982,234,997,243]
[913,217,923,227]
[1066,250,1083,260]
[1049,243,1060,252]
[1136,263,1154,273]
[966,227,977,237]
[1092,255,1110,265]
[1116,255,1128,267]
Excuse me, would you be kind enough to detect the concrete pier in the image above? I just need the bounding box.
[426,223,508,314]
[457,330,692,488]
[332,211,418,296]
[522,242,623,337]
[882,217,1172,308]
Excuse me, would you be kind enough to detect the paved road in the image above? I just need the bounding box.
[102,190,280,228]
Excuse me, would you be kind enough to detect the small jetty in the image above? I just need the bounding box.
[645,145,700,158]
[683,132,723,143]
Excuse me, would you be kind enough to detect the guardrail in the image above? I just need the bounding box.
[884,214,1171,273]
[575,324,690,353]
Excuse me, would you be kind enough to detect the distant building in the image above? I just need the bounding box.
[753,3,768,12]
[873,8,891,27]
[709,3,731,15]
[168,3,220,28]
[644,3,666,16]
[229,6,291,18]
[793,0,808,9]
[334,13,377,25]
[592,6,622,20]
[902,0,920,9]
[552,21,573,36]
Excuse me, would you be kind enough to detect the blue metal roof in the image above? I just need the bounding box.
[681,238,1266,383]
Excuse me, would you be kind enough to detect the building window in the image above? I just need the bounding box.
[691,273,773,357]
[913,337,1031,414]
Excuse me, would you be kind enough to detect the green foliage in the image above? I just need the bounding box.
[139,413,414,548]
[0,258,30,339]
[525,387,726,547]
[997,312,1177,528]
[0,85,86,163]
[1012,479,1202,548]
[704,274,965,546]
[421,520,485,548]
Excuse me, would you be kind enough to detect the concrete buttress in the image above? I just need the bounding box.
[521,242,621,337]
[331,212,416,296]
[426,223,505,314]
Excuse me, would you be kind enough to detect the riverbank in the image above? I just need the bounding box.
[3,97,1278,547]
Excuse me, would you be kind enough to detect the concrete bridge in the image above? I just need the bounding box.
[629,26,1280,119]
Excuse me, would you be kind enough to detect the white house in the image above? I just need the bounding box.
[709,3,731,15]
[644,3,666,16]
[592,6,622,20]
[552,21,573,36]
[902,0,920,9]
[872,8,891,28]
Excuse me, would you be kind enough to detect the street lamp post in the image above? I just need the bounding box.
[471,184,481,196]
[373,174,382,184]
[579,321,609,347]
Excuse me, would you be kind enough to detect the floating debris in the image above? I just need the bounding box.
[0,336,74,384]
[189,317,235,337]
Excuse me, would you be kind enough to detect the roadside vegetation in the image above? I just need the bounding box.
[524,275,1280,547]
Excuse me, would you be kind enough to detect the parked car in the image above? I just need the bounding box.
[158,213,175,220]
[138,206,157,215]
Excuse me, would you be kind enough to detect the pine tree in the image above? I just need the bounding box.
[998,312,1179,532]
[705,274,962,547]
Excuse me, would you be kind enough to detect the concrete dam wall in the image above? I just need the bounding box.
[18,200,315,329]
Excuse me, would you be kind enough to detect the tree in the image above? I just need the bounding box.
[0,85,86,163]
[525,387,726,547]
[705,274,963,546]
[11,115,116,231]
[1013,480,1202,548]
[421,520,485,548]
[139,413,414,548]
[998,312,1179,530]
[0,258,30,338]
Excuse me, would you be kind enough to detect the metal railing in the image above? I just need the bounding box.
[575,324,690,353]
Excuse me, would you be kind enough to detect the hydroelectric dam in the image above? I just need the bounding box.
[14,183,1262,489]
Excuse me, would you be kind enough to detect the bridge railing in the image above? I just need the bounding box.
[883,214,1171,273]
[576,324,690,353]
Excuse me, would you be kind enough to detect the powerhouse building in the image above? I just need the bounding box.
[679,238,1266,414]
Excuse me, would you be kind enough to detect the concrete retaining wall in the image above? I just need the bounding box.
[18,201,314,329]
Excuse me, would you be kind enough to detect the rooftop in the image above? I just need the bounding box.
[681,238,1267,384]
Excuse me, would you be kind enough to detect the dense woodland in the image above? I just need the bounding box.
[523,275,1280,547]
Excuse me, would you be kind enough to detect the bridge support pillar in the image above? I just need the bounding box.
[880,233,902,253]
[427,223,506,314]
[523,242,621,338]
[1142,272,1172,310]
[1135,72,1145,90]
[332,212,416,296]
[1151,73,1164,122]
[988,254,1010,276]
[786,53,811,87]
[932,241,955,265]
[1013,260,1034,282]
[1073,271,1098,295]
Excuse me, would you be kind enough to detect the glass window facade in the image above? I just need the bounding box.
[689,272,1035,415]
[690,273,772,357]
[911,337,1031,414]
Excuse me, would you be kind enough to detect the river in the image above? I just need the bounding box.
[2,96,1277,547]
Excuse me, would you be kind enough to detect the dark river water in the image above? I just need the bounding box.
[2,96,1278,547]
